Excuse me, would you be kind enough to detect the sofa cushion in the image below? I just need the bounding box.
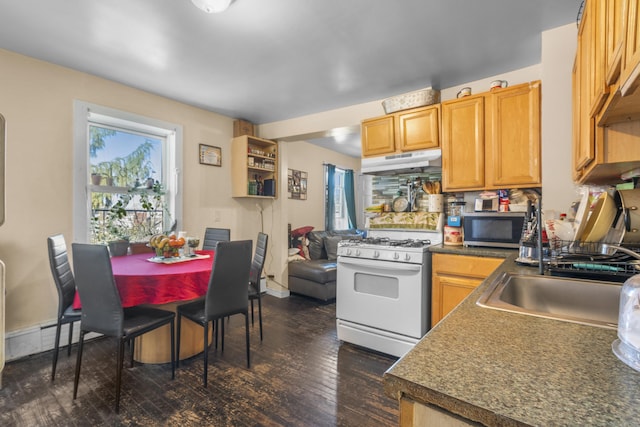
[307,230,364,260]
[288,259,337,284]
[323,235,343,261]
[307,231,329,260]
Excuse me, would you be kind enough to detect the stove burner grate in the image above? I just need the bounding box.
[344,238,432,248]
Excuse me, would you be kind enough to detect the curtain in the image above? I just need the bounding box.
[325,164,335,230]
[344,169,357,229]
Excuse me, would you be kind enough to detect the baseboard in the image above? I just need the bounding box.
[5,321,100,362]
[266,288,290,298]
[265,277,290,298]
[5,288,292,362]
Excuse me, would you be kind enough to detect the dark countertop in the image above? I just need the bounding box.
[429,243,517,259]
[384,254,640,426]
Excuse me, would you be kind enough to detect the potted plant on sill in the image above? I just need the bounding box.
[91,181,171,256]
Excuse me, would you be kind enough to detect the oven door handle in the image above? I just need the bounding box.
[337,257,422,272]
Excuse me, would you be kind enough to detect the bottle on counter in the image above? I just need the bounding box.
[256,175,263,196]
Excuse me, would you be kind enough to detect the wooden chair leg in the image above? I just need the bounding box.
[73,331,85,400]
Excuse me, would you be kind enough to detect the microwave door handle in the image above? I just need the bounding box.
[338,257,422,273]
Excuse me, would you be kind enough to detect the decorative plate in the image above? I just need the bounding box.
[392,196,409,212]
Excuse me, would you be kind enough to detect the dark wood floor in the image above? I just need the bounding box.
[0,295,399,426]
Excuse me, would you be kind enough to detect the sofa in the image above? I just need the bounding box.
[288,229,362,302]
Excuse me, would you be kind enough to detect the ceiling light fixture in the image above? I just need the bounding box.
[190,0,232,14]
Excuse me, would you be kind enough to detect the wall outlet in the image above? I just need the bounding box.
[214,210,221,222]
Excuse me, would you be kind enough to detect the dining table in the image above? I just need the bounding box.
[73,250,215,364]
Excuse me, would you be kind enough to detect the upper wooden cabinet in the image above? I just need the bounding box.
[605,0,626,85]
[574,0,640,184]
[361,115,395,156]
[620,0,640,96]
[231,135,278,198]
[441,81,541,192]
[361,104,440,157]
[397,106,440,151]
[441,94,485,190]
[487,81,542,188]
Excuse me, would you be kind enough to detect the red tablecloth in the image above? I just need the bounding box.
[73,250,215,309]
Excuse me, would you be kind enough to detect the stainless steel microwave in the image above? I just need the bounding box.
[462,212,526,248]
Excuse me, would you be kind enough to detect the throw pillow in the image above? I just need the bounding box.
[291,225,314,237]
[288,247,301,256]
[323,235,343,261]
[301,235,311,260]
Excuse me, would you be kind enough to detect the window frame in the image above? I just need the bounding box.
[73,101,183,243]
[325,165,350,231]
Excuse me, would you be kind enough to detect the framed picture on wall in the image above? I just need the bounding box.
[288,168,307,199]
[199,144,222,167]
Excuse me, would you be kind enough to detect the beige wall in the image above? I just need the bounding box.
[0,49,264,333]
[284,141,361,231]
[0,47,360,335]
[541,23,579,212]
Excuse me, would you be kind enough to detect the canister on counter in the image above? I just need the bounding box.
[428,194,443,212]
[447,200,465,226]
[444,225,463,246]
[448,200,466,216]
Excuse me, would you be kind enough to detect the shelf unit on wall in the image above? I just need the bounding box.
[231,135,278,198]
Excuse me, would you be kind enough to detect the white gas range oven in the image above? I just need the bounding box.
[336,229,442,358]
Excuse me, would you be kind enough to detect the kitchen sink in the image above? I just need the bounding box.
[476,272,621,329]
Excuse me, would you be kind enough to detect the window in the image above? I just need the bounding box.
[74,101,183,243]
[331,168,349,229]
[325,164,356,231]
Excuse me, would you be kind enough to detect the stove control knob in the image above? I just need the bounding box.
[355,249,361,257]
[346,249,352,256]
[373,250,380,258]
[393,252,400,260]
[404,253,412,261]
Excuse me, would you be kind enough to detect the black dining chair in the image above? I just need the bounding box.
[71,243,176,413]
[176,239,252,387]
[248,232,268,341]
[47,234,82,382]
[202,227,231,250]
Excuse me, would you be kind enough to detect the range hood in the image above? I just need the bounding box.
[361,148,442,175]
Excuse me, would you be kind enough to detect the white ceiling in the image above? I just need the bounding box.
[0,0,581,157]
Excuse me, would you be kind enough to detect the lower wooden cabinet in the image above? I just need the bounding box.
[431,253,503,326]
[400,397,481,427]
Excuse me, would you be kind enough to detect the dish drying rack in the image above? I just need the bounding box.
[518,207,640,282]
[523,239,640,283]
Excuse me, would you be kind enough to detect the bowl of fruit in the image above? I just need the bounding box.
[149,234,186,258]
